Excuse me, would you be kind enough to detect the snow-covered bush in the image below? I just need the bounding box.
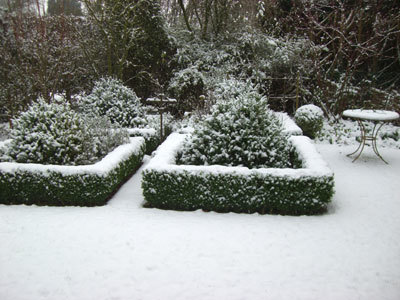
[0,137,145,206]
[177,95,292,169]
[168,66,205,115]
[144,112,175,138]
[78,116,130,163]
[0,123,9,141]
[0,141,7,162]
[295,104,324,139]
[127,128,160,155]
[210,78,261,103]
[142,133,335,215]
[81,77,146,128]
[4,98,129,165]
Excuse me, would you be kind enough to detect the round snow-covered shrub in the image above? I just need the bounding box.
[168,66,205,115]
[81,77,146,128]
[295,104,324,139]
[177,96,292,169]
[4,98,129,165]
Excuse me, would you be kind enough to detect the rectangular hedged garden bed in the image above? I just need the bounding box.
[0,137,145,206]
[142,133,334,215]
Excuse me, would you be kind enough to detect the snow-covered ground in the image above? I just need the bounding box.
[1,142,399,300]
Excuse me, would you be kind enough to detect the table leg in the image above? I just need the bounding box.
[371,122,388,164]
[347,119,366,162]
[347,120,388,164]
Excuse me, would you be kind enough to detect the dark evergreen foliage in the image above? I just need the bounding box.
[83,0,176,98]
[142,135,334,215]
[0,138,145,206]
[177,96,292,169]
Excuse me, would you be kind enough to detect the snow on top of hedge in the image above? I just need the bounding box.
[0,137,145,176]
[289,135,332,174]
[275,112,303,135]
[145,133,333,178]
[127,128,157,137]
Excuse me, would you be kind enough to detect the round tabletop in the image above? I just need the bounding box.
[342,109,400,121]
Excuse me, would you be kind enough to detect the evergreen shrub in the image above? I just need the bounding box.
[142,133,334,215]
[177,95,292,169]
[81,77,146,128]
[168,66,205,115]
[0,137,145,206]
[295,104,324,139]
[127,128,160,155]
[3,98,129,165]
[210,78,261,103]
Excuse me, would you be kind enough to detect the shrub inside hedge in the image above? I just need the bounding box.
[142,133,334,215]
[0,137,145,206]
[177,95,293,169]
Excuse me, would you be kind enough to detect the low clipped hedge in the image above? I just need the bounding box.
[127,128,160,154]
[0,137,145,206]
[142,133,334,215]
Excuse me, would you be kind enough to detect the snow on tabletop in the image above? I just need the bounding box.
[343,109,400,121]
[0,137,145,176]
[145,133,332,178]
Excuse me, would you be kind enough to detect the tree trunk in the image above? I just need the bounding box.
[178,0,192,32]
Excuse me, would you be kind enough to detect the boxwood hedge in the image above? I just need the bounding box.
[142,133,334,215]
[0,137,145,206]
[127,128,160,154]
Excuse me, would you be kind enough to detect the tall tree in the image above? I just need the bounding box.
[82,0,175,98]
[167,0,260,39]
[0,12,100,123]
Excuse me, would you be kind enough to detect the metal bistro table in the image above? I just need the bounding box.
[342,109,399,164]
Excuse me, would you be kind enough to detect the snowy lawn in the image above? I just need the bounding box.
[0,143,399,300]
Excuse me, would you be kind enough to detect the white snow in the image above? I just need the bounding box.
[296,104,324,118]
[343,109,400,121]
[275,112,303,135]
[0,139,11,149]
[178,112,302,137]
[0,143,399,300]
[145,133,332,178]
[0,137,145,176]
[126,128,157,137]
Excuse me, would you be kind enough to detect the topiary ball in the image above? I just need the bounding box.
[81,77,146,128]
[177,95,292,169]
[295,104,324,139]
